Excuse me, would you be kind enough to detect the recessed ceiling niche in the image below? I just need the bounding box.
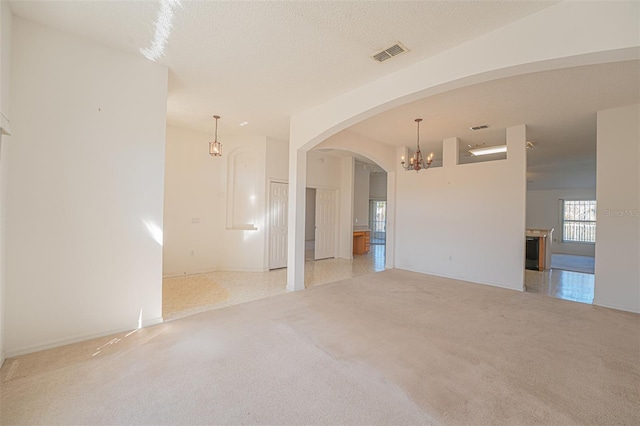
[226,148,259,230]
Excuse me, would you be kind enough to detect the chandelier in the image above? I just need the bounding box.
[401,118,433,172]
[209,115,222,157]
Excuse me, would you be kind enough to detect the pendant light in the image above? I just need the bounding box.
[209,115,222,157]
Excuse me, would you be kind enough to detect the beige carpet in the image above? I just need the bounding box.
[1,269,638,425]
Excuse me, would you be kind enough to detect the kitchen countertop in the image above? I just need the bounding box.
[526,228,553,237]
[353,227,370,232]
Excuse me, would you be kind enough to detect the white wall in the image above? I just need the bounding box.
[6,18,167,356]
[527,188,596,256]
[307,151,341,189]
[163,126,277,276]
[353,161,370,229]
[395,126,527,290]
[164,132,333,275]
[0,131,6,364]
[0,0,12,365]
[338,157,354,259]
[0,0,10,122]
[163,126,223,275]
[594,104,639,313]
[385,171,397,268]
[370,173,387,200]
[266,138,289,182]
[221,139,267,270]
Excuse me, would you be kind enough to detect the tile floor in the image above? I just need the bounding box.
[164,245,594,321]
[163,244,386,320]
[524,268,594,304]
[550,253,595,274]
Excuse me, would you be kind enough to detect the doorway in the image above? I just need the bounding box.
[305,188,316,260]
[524,196,596,304]
[369,200,387,245]
[270,183,337,269]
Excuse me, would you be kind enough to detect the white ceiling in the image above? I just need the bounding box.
[9,0,558,140]
[9,1,639,189]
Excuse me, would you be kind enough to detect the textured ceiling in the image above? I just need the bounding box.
[8,1,638,189]
[9,0,558,140]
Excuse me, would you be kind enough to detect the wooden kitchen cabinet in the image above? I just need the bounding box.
[353,230,370,255]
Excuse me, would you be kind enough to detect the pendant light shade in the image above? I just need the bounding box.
[209,115,222,157]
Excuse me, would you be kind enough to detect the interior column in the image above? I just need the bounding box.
[286,148,307,291]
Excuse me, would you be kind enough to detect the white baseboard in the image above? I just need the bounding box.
[163,266,268,278]
[224,267,269,272]
[5,316,164,359]
[593,300,640,314]
[163,267,221,278]
[142,317,164,327]
[395,266,525,292]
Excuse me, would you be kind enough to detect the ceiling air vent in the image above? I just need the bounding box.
[372,42,408,62]
[470,124,489,131]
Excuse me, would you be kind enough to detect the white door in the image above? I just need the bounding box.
[315,189,336,260]
[269,182,288,269]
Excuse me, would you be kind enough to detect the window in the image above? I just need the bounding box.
[562,200,596,243]
[369,200,387,244]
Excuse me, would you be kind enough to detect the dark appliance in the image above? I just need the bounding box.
[526,237,540,270]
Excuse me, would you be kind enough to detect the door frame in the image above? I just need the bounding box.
[266,181,341,269]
